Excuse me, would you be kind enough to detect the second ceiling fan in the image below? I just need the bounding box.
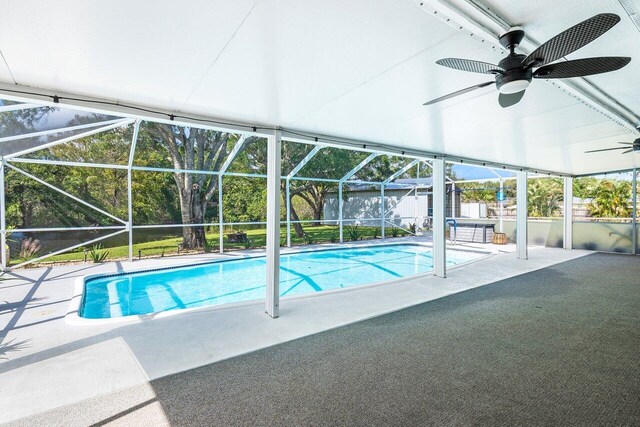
[424,13,631,108]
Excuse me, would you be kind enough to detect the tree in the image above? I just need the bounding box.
[588,179,632,218]
[527,178,563,218]
[573,177,598,199]
[143,124,238,249]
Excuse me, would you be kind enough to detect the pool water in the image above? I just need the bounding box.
[81,244,483,319]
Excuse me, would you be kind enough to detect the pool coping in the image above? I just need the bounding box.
[66,241,492,326]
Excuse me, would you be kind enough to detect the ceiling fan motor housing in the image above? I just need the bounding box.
[498,27,525,49]
[496,54,532,94]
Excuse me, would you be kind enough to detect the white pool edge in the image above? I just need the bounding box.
[66,242,491,326]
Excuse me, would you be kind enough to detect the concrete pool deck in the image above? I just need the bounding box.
[0,238,590,423]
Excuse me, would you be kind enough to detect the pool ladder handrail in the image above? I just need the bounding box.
[446,219,457,245]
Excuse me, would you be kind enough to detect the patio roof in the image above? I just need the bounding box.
[0,1,638,176]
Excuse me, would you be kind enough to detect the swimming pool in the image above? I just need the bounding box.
[80,243,485,319]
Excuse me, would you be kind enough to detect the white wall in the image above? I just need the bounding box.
[460,202,487,219]
[324,189,428,227]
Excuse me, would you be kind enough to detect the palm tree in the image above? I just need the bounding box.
[588,180,632,219]
[527,178,563,218]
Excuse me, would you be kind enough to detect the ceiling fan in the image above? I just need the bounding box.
[424,13,631,108]
[585,138,640,154]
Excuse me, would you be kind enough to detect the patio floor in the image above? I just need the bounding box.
[0,239,590,423]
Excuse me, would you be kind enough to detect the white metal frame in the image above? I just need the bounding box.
[2,94,637,323]
[516,171,528,260]
[127,120,142,261]
[265,130,281,318]
[432,158,446,278]
[285,145,322,247]
[218,135,246,253]
[563,177,573,250]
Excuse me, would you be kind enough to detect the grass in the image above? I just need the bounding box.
[13,224,409,267]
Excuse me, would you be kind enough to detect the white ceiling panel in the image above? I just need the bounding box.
[0,0,260,107]
[185,0,459,124]
[0,0,637,175]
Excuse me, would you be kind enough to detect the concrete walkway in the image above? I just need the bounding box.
[0,240,589,423]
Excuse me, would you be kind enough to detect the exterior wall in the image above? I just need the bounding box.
[460,203,487,218]
[324,188,459,227]
[455,218,563,248]
[572,222,634,253]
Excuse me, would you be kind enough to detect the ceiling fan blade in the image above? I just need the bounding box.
[534,57,630,79]
[523,13,620,67]
[423,81,494,106]
[498,90,525,108]
[436,58,503,74]
[584,147,628,153]
[621,148,634,154]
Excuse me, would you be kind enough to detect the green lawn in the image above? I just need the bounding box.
[14,224,410,267]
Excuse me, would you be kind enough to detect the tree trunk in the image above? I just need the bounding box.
[281,182,305,238]
[312,192,326,226]
[289,200,305,237]
[21,204,33,228]
[312,204,323,227]
[179,183,207,249]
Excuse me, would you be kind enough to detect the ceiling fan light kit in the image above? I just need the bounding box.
[424,13,631,108]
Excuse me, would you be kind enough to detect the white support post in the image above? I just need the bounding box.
[415,163,420,227]
[563,176,573,250]
[127,120,141,262]
[451,182,456,219]
[380,184,385,239]
[286,179,291,247]
[632,169,637,255]
[0,160,5,271]
[516,171,528,260]
[338,184,343,243]
[265,130,282,318]
[218,175,224,253]
[499,178,504,233]
[432,158,446,278]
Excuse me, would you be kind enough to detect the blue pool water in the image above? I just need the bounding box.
[81,244,483,319]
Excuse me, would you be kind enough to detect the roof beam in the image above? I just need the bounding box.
[218,135,246,175]
[0,81,572,176]
[0,118,127,144]
[383,159,419,184]
[340,153,377,184]
[4,119,134,159]
[0,103,40,113]
[420,160,455,183]
[0,81,273,138]
[287,145,322,179]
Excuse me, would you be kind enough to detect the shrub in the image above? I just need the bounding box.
[204,240,217,253]
[329,230,338,243]
[88,244,109,263]
[408,223,416,234]
[346,225,361,241]
[372,227,380,239]
[19,238,41,259]
[303,233,315,244]
[391,227,399,237]
[243,238,253,249]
